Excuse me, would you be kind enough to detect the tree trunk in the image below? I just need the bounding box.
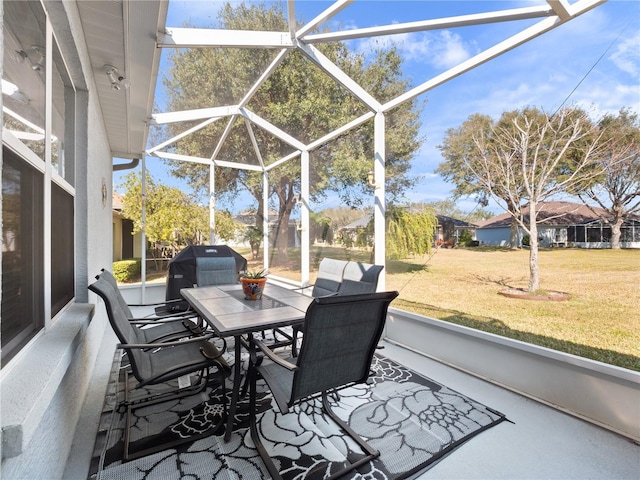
[271,190,295,264]
[528,204,540,292]
[507,199,519,249]
[510,217,519,250]
[610,215,624,249]
[273,210,291,263]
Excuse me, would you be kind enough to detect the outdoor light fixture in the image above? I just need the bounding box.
[29,46,45,71]
[103,64,130,91]
[366,171,380,189]
[13,46,45,71]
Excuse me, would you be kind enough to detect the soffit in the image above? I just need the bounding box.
[77,0,167,160]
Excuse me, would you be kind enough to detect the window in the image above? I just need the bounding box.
[2,1,77,367]
[1,146,45,366]
[51,183,75,315]
[2,1,46,161]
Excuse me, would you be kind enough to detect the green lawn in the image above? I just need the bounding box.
[263,246,640,371]
[385,247,640,371]
[135,245,639,371]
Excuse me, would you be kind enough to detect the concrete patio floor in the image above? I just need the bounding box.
[64,325,640,480]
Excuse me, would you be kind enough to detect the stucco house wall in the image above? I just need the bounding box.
[1,2,113,478]
[476,202,640,249]
[476,227,514,247]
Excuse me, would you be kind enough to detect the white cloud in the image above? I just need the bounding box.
[402,31,474,69]
[609,31,640,77]
[354,29,474,71]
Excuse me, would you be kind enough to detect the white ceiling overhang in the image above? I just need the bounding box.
[77,0,167,160]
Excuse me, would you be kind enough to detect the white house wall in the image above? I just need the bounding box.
[1,1,114,477]
[476,227,514,247]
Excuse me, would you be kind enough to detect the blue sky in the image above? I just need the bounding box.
[124,0,640,215]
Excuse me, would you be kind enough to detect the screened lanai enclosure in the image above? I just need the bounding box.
[136,0,607,291]
[3,1,639,478]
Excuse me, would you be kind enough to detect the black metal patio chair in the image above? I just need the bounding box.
[248,291,399,480]
[99,268,200,317]
[89,275,230,460]
[311,257,348,297]
[196,256,239,286]
[97,269,206,341]
[291,260,385,355]
[337,261,384,295]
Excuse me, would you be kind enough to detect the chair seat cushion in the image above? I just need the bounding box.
[134,339,229,386]
[140,319,200,343]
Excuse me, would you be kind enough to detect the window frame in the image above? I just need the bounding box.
[1,5,77,368]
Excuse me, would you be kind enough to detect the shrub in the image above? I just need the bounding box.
[458,229,473,246]
[112,259,141,282]
[521,235,530,246]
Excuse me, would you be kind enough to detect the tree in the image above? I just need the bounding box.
[119,172,237,256]
[161,2,423,262]
[467,107,608,292]
[411,198,493,224]
[386,207,438,259]
[319,207,366,230]
[577,108,640,249]
[438,112,531,248]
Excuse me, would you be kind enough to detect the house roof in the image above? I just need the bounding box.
[476,201,608,229]
[436,215,477,228]
[112,192,124,211]
[340,213,476,230]
[341,215,373,230]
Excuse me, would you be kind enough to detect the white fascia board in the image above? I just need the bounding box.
[240,107,306,151]
[159,27,295,48]
[151,106,238,125]
[296,0,354,39]
[147,117,220,154]
[302,5,553,43]
[307,111,375,151]
[297,42,382,113]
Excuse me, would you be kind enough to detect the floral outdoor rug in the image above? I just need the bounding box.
[89,336,507,480]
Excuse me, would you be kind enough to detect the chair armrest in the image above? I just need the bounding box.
[252,338,298,371]
[118,333,216,350]
[128,313,198,325]
[127,298,183,307]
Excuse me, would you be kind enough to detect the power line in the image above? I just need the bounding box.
[553,21,631,117]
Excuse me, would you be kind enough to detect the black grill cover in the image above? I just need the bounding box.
[164,245,247,311]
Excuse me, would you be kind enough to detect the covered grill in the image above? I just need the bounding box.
[163,245,247,311]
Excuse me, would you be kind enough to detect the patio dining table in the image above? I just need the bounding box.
[180,283,313,441]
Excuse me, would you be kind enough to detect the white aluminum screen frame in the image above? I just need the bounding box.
[147,0,605,287]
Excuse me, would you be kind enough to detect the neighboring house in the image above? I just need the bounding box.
[338,214,476,247]
[111,192,141,261]
[233,209,300,249]
[338,215,373,246]
[434,215,478,246]
[475,201,640,248]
